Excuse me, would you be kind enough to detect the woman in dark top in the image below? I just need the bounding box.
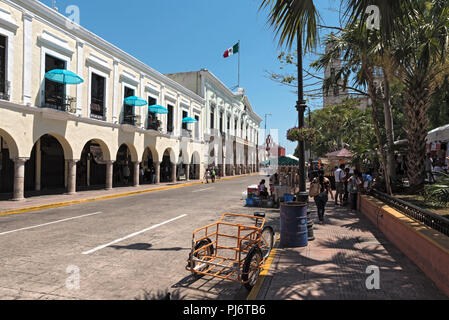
[312,169,334,224]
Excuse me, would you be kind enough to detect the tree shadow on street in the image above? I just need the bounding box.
[135,288,185,300]
[109,243,189,251]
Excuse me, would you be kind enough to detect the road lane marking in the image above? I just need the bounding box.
[0,212,102,236]
[82,214,188,255]
[0,174,258,217]
[192,187,215,193]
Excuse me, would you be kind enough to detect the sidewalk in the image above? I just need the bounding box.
[0,174,255,216]
[253,201,448,300]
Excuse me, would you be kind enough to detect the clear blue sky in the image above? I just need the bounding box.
[40,0,342,155]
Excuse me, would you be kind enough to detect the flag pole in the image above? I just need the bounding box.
[238,40,240,88]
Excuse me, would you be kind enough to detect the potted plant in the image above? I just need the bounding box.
[287,126,318,143]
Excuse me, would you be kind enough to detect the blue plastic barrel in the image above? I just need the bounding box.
[280,202,308,247]
[246,198,255,207]
[284,193,294,203]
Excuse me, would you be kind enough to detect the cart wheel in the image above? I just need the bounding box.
[260,226,274,259]
[242,246,263,291]
[189,239,214,277]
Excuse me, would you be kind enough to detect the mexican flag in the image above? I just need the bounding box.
[223,42,239,58]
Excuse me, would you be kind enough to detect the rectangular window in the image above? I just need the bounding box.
[147,96,158,130]
[0,35,6,99]
[44,54,66,110]
[210,107,215,129]
[182,110,188,131]
[227,116,231,131]
[219,112,223,135]
[167,104,174,133]
[123,86,135,125]
[195,115,200,139]
[90,73,106,120]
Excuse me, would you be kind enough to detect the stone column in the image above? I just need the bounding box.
[67,160,77,195]
[35,139,41,191]
[13,158,27,201]
[106,161,114,190]
[171,163,177,182]
[185,164,190,181]
[133,162,140,187]
[154,162,160,184]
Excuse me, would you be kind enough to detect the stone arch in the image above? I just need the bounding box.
[159,147,177,164]
[160,147,177,183]
[76,139,111,190]
[190,151,201,180]
[25,134,69,192]
[32,132,74,161]
[0,128,19,159]
[78,138,112,162]
[120,142,138,163]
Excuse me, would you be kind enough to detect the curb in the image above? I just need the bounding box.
[246,235,280,300]
[0,173,259,217]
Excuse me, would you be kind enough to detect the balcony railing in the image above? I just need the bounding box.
[122,114,141,126]
[147,119,162,131]
[42,92,76,113]
[181,128,192,138]
[90,98,106,121]
[0,81,11,101]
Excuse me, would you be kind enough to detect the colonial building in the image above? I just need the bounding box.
[0,0,261,201]
[166,70,262,176]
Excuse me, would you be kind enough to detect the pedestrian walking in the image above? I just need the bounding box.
[139,166,144,185]
[313,169,334,224]
[204,168,211,184]
[211,168,216,183]
[348,169,363,211]
[343,168,350,205]
[123,163,131,185]
[334,164,345,205]
[150,166,156,184]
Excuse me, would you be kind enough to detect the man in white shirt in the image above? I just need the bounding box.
[334,164,345,205]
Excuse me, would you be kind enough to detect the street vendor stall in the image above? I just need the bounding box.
[262,156,301,204]
[322,148,354,190]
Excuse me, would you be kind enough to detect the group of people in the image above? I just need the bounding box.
[311,165,371,225]
[204,167,218,184]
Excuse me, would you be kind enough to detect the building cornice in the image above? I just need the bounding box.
[10,0,205,105]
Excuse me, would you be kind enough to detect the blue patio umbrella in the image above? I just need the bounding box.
[45,69,84,85]
[182,117,198,124]
[148,105,168,114]
[124,96,147,107]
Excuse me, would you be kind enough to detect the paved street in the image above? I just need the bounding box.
[0,175,267,300]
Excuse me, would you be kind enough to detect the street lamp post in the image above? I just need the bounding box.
[296,28,308,202]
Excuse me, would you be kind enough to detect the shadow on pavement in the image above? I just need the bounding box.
[109,243,189,251]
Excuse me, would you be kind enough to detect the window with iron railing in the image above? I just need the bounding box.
[90,73,106,120]
[147,96,159,130]
[122,86,136,125]
[43,54,76,112]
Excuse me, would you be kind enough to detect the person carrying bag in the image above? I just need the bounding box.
[312,169,334,224]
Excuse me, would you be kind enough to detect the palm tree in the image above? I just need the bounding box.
[311,26,393,194]
[260,0,418,196]
[392,0,449,190]
[260,0,418,49]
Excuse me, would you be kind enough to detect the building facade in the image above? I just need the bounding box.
[166,70,262,176]
[0,0,261,201]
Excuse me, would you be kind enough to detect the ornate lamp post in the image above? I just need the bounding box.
[296,28,308,203]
